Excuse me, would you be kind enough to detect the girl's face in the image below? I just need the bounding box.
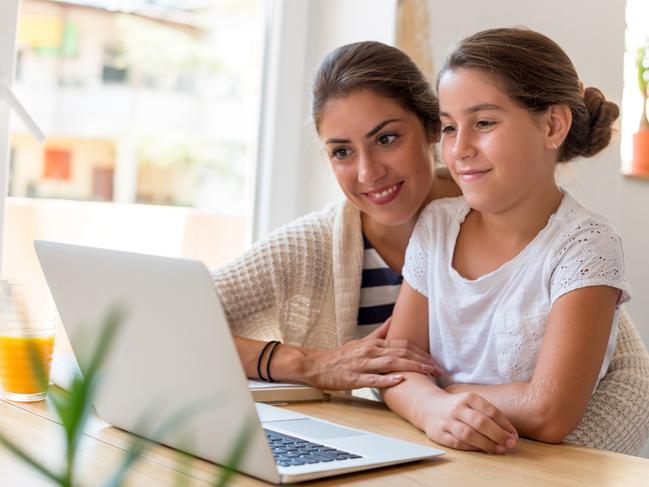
[318,89,435,227]
[438,68,558,214]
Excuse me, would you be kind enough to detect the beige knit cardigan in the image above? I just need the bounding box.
[213,200,649,455]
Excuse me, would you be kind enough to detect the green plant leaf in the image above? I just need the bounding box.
[103,391,235,487]
[638,46,648,97]
[213,415,257,487]
[83,307,125,379]
[0,431,63,484]
[25,339,50,393]
[172,447,194,487]
[101,435,149,487]
[0,305,127,487]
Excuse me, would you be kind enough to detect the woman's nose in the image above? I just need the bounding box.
[358,151,386,184]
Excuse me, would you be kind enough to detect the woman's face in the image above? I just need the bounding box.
[438,68,557,214]
[318,89,435,227]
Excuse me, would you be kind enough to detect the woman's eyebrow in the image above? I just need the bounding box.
[324,118,403,145]
[365,118,401,138]
[325,137,350,145]
[440,104,503,118]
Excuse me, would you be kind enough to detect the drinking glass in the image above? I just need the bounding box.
[0,280,57,402]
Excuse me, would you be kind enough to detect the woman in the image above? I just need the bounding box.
[214,41,457,390]
[212,40,649,454]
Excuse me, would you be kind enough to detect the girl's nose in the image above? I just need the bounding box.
[450,129,477,161]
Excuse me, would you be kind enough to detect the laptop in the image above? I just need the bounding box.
[35,240,443,484]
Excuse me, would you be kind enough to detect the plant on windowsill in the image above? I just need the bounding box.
[631,44,649,176]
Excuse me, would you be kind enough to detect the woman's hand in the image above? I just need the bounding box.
[423,391,518,454]
[303,318,443,390]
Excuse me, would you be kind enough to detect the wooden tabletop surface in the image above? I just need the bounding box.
[1,393,648,486]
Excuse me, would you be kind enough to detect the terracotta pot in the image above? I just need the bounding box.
[632,129,649,176]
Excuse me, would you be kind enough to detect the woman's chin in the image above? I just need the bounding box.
[364,205,419,228]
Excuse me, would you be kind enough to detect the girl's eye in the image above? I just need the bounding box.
[330,147,352,160]
[377,133,398,145]
[476,120,496,129]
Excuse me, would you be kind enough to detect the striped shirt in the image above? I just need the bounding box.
[356,235,403,337]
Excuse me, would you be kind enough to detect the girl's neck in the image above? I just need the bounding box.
[475,183,564,241]
[453,182,563,281]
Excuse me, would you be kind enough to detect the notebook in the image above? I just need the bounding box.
[248,380,327,403]
[35,240,443,484]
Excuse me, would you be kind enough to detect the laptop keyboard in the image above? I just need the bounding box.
[264,429,362,467]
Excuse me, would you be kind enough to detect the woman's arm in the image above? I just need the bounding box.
[235,319,441,389]
[382,282,518,453]
[445,285,620,443]
[214,208,441,390]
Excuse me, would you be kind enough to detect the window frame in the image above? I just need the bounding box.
[0,0,20,277]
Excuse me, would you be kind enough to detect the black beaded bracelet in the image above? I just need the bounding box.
[256,340,278,382]
[266,341,281,383]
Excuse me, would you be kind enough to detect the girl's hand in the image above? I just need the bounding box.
[423,392,518,454]
[304,318,443,390]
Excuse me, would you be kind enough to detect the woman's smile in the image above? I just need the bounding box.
[363,182,404,204]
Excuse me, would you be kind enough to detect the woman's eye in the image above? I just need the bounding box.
[377,134,398,145]
[330,147,351,160]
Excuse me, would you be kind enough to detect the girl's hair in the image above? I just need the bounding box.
[436,28,619,162]
[312,41,439,139]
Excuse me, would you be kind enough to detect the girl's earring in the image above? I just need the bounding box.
[551,142,558,150]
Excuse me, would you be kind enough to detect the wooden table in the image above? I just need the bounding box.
[1,393,648,486]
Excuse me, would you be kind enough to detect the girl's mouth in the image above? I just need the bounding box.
[458,169,492,182]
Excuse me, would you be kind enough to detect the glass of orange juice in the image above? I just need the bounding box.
[0,280,57,402]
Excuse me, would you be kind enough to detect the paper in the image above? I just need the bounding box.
[248,379,312,389]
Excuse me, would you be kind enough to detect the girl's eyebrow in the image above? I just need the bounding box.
[440,104,503,118]
[324,118,402,145]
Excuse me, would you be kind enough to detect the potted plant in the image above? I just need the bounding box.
[632,44,649,175]
[0,307,246,487]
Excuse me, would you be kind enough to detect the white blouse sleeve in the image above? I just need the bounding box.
[402,210,432,297]
[550,216,631,305]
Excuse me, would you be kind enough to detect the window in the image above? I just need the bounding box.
[2,0,265,278]
[622,0,649,176]
[43,147,71,180]
[101,45,129,85]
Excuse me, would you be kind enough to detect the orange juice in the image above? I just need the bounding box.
[0,335,55,397]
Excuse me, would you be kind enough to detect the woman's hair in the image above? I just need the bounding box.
[436,28,619,162]
[312,41,439,139]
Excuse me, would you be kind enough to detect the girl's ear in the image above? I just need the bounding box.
[545,104,572,151]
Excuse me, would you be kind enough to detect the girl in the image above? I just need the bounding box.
[383,28,632,455]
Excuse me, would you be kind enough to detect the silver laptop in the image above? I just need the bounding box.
[35,240,443,484]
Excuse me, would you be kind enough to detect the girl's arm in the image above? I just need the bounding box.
[382,282,518,453]
[445,285,620,443]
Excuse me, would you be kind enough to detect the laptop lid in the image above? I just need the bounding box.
[35,241,443,484]
[34,240,281,484]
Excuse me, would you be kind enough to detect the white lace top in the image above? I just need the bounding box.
[402,192,631,388]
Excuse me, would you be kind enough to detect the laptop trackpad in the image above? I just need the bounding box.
[265,418,365,439]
